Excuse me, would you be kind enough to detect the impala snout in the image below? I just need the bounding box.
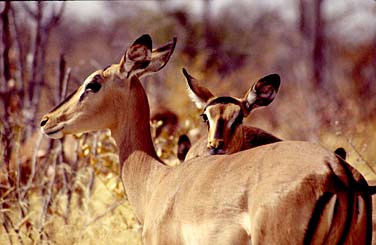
[40,114,65,139]
[208,139,225,155]
[40,116,49,127]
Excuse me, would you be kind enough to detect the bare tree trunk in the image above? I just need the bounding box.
[1,4,25,244]
[312,0,325,90]
[57,54,73,224]
[298,0,313,40]
[1,0,13,176]
[1,2,12,83]
[298,0,326,91]
[10,7,26,94]
[297,0,324,141]
[203,0,220,72]
[23,2,65,136]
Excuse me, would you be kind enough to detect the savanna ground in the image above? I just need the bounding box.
[1,1,375,244]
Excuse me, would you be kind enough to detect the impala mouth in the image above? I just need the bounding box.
[41,126,65,139]
[209,148,226,155]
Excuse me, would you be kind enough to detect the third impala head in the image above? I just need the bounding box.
[40,34,176,139]
[183,68,280,155]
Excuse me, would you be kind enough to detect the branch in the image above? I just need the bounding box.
[84,199,126,228]
[1,1,12,82]
[10,6,26,91]
[21,132,43,199]
[57,54,71,100]
[39,143,60,231]
[345,137,376,176]
[22,2,39,20]
[44,2,65,33]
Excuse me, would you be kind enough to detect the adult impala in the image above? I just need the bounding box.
[182,68,281,160]
[40,35,372,244]
[182,68,376,243]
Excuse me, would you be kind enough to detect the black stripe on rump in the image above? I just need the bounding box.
[304,192,335,245]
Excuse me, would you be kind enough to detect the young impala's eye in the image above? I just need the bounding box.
[201,113,208,122]
[85,81,101,93]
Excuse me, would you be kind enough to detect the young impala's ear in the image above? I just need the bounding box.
[137,37,177,78]
[242,73,280,115]
[119,34,153,79]
[182,68,214,109]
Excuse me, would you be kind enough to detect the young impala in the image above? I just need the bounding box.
[183,70,363,162]
[182,68,281,160]
[40,35,372,244]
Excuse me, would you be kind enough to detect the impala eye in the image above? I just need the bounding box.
[85,81,101,93]
[80,77,102,102]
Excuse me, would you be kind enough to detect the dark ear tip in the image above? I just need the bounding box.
[273,74,281,88]
[167,36,177,50]
[264,73,281,90]
[172,36,177,48]
[182,68,194,88]
[334,147,346,160]
[269,73,280,82]
[182,68,190,78]
[274,73,280,79]
[133,34,152,50]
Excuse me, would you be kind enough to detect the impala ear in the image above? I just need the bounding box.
[182,68,214,109]
[119,34,152,79]
[137,37,177,78]
[242,73,280,114]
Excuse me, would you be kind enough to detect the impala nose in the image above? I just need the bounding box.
[208,139,225,154]
[40,117,49,127]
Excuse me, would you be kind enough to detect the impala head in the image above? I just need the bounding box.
[40,34,176,139]
[183,68,280,155]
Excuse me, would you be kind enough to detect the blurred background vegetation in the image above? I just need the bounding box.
[0,1,375,244]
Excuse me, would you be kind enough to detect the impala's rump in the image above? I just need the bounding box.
[143,140,370,244]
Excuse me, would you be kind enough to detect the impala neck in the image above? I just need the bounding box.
[111,77,159,164]
[110,76,165,223]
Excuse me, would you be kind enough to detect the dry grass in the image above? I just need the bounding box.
[0,139,142,244]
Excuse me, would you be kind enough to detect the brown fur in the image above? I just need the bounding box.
[186,125,281,160]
